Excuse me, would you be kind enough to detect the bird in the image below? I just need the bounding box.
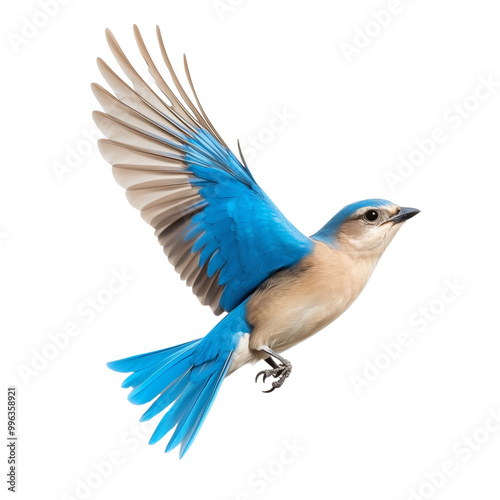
[92,25,420,458]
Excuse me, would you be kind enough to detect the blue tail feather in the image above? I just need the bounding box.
[107,339,199,373]
[164,378,214,452]
[107,300,251,457]
[121,357,174,389]
[127,348,198,405]
[118,350,197,389]
[176,356,233,458]
[149,379,205,446]
[163,357,230,454]
[139,373,189,422]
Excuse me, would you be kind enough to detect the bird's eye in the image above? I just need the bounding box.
[364,210,379,222]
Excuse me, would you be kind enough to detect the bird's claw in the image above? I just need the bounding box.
[255,360,292,393]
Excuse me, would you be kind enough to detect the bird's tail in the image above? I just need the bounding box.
[107,301,250,457]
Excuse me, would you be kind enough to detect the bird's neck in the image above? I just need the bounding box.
[314,241,380,297]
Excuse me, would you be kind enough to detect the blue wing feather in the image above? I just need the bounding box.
[186,146,313,310]
[94,28,313,315]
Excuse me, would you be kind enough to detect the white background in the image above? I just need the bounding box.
[2,1,500,499]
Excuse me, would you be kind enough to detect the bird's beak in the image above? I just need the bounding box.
[384,207,420,225]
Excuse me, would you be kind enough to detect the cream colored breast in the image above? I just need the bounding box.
[246,241,379,356]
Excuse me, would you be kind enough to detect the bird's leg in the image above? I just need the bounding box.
[255,346,292,393]
[264,357,279,369]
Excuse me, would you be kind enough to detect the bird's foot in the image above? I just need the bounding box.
[255,359,292,393]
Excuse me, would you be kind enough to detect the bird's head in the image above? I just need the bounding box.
[312,199,420,259]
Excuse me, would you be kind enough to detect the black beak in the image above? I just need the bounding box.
[385,207,420,224]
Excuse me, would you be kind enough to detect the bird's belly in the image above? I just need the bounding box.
[228,293,350,373]
[249,284,354,359]
[258,292,351,353]
[235,241,378,370]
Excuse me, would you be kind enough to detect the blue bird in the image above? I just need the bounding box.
[92,26,420,458]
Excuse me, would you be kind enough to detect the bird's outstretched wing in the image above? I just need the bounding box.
[92,26,313,315]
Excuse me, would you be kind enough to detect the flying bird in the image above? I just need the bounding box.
[92,26,420,458]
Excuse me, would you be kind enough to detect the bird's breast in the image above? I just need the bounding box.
[246,241,378,356]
